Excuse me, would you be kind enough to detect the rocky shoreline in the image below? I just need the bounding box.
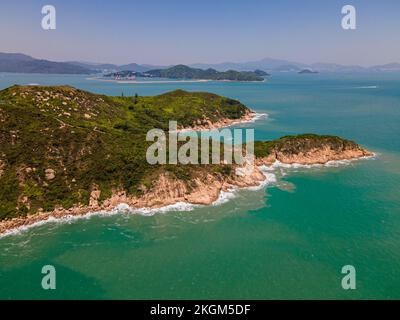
[178,110,260,132]
[0,148,374,237]
[0,84,375,236]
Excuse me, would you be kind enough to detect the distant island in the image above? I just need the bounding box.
[104,65,268,82]
[103,70,150,80]
[298,69,319,74]
[0,85,372,234]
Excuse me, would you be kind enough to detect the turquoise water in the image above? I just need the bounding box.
[0,73,399,299]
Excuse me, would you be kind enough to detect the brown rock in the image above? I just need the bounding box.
[45,169,56,180]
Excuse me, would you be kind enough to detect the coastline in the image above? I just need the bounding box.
[86,77,266,84]
[0,89,375,237]
[0,97,266,237]
[0,152,375,238]
[177,110,266,132]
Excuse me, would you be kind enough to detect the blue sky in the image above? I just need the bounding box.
[1,0,399,66]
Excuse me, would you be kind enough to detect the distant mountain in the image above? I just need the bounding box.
[298,69,318,74]
[0,53,34,61]
[310,63,365,73]
[67,61,166,73]
[191,58,376,73]
[67,61,118,72]
[369,63,400,72]
[146,65,265,81]
[191,57,400,73]
[274,64,302,72]
[2,52,400,75]
[191,58,308,72]
[118,63,166,73]
[0,53,94,74]
[254,69,270,76]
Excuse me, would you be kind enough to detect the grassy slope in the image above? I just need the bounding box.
[0,86,248,220]
[0,85,362,221]
[147,65,264,81]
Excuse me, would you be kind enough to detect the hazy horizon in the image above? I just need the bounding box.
[2,50,400,68]
[1,0,399,66]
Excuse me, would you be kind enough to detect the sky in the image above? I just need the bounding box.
[0,0,399,66]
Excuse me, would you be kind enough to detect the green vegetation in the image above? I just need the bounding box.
[146,65,265,81]
[0,86,362,221]
[0,85,248,220]
[104,65,266,81]
[254,134,360,158]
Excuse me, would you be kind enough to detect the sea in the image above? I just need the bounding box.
[0,72,399,299]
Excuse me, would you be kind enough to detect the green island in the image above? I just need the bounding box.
[0,85,371,231]
[105,65,267,81]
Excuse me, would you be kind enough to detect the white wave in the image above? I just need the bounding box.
[0,202,201,239]
[0,153,376,239]
[234,112,268,126]
[354,85,378,89]
[177,112,268,133]
[212,189,237,206]
[247,112,268,123]
[249,169,277,191]
[131,202,199,216]
[263,153,377,171]
[270,160,324,169]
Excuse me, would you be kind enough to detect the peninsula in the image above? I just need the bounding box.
[0,86,372,234]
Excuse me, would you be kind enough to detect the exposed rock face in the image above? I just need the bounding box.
[255,135,373,166]
[257,146,372,166]
[45,168,56,180]
[178,110,256,132]
[0,85,252,224]
[0,134,374,235]
[0,144,371,235]
[0,85,375,235]
[89,188,101,207]
[0,159,5,178]
[130,167,266,208]
[0,132,374,236]
[0,163,267,234]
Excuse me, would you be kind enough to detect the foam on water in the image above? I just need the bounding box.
[232,112,268,126]
[212,189,237,206]
[0,202,200,239]
[354,85,378,89]
[0,154,376,239]
[268,154,376,170]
